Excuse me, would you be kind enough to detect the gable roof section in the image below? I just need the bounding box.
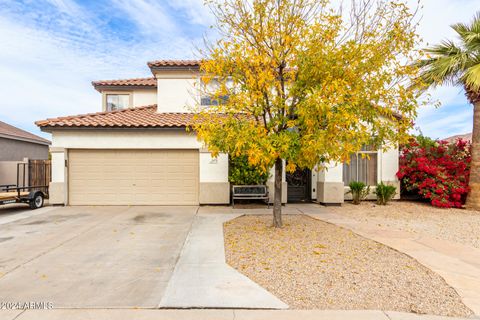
[0,120,50,145]
[147,60,201,68]
[147,60,201,73]
[92,77,157,91]
[35,105,194,131]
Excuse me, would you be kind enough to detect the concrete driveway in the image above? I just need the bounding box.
[0,206,197,308]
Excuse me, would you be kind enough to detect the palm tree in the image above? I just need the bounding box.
[416,12,480,209]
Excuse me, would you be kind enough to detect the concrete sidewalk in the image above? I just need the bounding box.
[1,309,476,320]
[159,213,288,309]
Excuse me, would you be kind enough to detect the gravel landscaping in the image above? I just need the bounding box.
[224,214,472,317]
[327,201,480,249]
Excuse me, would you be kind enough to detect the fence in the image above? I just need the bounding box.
[27,159,51,196]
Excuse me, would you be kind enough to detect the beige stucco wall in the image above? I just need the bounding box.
[199,182,230,204]
[315,162,344,205]
[200,151,228,182]
[317,181,344,204]
[49,147,66,204]
[132,89,157,107]
[155,72,199,113]
[50,149,65,183]
[199,150,230,204]
[52,129,202,150]
[318,161,343,183]
[49,182,65,205]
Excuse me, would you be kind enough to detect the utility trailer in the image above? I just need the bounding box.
[0,185,46,209]
[0,161,49,209]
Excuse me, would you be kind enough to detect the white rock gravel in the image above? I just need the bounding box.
[224,214,472,317]
[327,201,480,249]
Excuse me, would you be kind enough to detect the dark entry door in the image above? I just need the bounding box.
[286,168,311,202]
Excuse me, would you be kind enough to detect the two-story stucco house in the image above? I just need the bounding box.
[36,60,400,206]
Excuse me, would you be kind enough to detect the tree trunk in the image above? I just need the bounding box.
[466,101,480,210]
[273,158,283,228]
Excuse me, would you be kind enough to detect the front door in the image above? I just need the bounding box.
[286,167,311,202]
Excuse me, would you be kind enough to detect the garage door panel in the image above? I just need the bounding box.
[69,149,199,205]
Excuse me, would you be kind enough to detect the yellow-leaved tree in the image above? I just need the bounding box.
[193,0,424,227]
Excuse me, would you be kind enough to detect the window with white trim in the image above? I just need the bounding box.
[106,94,130,111]
[343,145,378,186]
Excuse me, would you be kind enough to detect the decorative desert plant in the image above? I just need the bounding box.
[347,181,370,205]
[229,155,270,185]
[397,136,471,208]
[375,182,397,205]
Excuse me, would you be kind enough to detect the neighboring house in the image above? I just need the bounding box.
[0,120,50,161]
[36,60,399,206]
[0,120,50,186]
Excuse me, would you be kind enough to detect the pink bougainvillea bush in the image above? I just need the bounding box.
[396,136,471,208]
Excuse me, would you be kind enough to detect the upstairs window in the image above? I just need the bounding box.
[343,145,378,186]
[106,94,130,111]
[200,95,229,106]
[200,78,231,106]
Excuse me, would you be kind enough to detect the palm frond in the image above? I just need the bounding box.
[452,12,480,52]
[451,22,470,41]
[416,11,480,92]
[471,11,480,33]
[464,59,480,91]
[417,40,469,87]
[424,40,463,56]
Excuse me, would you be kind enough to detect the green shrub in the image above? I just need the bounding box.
[375,182,397,205]
[347,181,370,205]
[229,155,269,185]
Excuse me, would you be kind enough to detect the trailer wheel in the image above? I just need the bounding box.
[29,193,44,209]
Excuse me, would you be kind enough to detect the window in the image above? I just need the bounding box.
[200,95,229,106]
[343,145,378,186]
[106,94,130,111]
[200,78,231,106]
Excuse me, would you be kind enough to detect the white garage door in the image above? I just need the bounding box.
[68,149,199,205]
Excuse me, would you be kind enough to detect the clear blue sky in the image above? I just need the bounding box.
[0,0,477,140]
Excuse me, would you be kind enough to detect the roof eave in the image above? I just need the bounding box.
[92,85,157,92]
[0,132,51,145]
[149,65,200,74]
[39,126,187,133]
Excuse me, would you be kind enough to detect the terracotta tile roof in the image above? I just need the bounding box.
[36,105,195,131]
[147,60,201,68]
[92,77,157,90]
[0,120,50,145]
